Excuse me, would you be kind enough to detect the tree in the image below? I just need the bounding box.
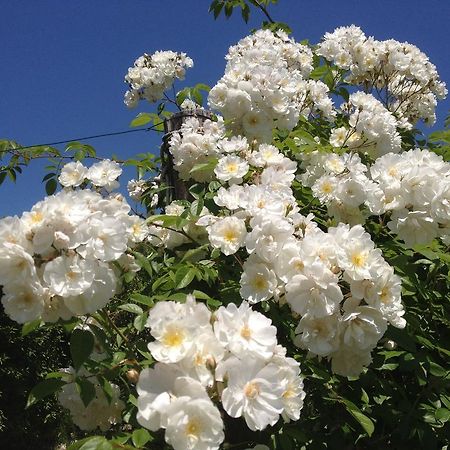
[0,1,449,449]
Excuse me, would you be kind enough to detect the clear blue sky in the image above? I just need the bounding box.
[1,0,449,217]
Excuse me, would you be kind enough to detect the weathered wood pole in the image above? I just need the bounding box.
[161,108,214,203]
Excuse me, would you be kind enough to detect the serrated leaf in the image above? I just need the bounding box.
[21,319,43,336]
[132,428,151,448]
[70,329,95,370]
[76,377,96,407]
[175,266,196,289]
[181,244,208,262]
[45,178,57,195]
[189,159,217,175]
[26,378,66,408]
[133,251,153,276]
[131,293,154,307]
[119,303,143,315]
[340,398,375,437]
[130,113,153,127]
[429,361,447,377]
[79,437,113,450]
[134,313,148,332]
[435,408,450,422]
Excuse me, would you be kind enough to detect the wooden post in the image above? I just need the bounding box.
[161,108,214,203]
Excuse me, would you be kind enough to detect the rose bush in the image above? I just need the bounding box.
[0,1,449,449]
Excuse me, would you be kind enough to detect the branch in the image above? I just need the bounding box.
[251,0,275,24]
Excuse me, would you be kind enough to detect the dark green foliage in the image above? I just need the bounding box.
[0,306,72,449]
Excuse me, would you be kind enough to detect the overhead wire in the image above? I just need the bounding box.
[2,122,165,153]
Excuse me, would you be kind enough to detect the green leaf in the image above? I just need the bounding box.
[45,371,66,379]
[133,251,154,276]
[42,172,56,182]
[340,398,375,437]
[76,377,96,407]
[21,319,43,336]
[361,388,369,404]
[175,266,196,289]
[131,293,154,307]
[70,328,95,370]
[190,198,204,217]
[309,65,329,80]
[130,112,153,127]
[195,83,211,93]
[189,158,217,174]
[181,244,208,262]
[132,428,151,448]
[101,378,114,404]
[435,408,450,422]
[45,178,57,195]
[79,437,113,450]
[119,303,144,315]
[429,361,448,377]
[133,313,148,332]
[26,378,66,408]
[241,2,250,22]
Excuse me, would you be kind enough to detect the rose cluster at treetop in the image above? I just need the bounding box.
[0,159,148,324]
[124,50,193,108]
[136,295,305,450]
[208,28,335,141]
[316,25,447,127]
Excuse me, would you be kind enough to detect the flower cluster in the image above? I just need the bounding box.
[370,148,450,246]
[0,162,148,324]
[59,159,122,191]
[124,50,193,108]
[316,25,447,126]
[58,367,124,431]
[156,121,406,375]
[190,141,404,376]
[336,92,402,158]
[299,150,385,225]
[147,200,209,249]
[168,116,226,182]
[137,296,305,450]
[208,29,335,141]
[300,148,450,247]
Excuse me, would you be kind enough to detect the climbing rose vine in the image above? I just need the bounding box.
[1,5,449,450]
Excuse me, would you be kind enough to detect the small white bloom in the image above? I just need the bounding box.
[221,357,284,431]
[87,160,122,191]
[239,256,278,304]
[164,397,224,450]
[1,280,47,323]
[146,296,212,363]
[214,302,277,360]
[214,155,249,184]
[58,161,88,187]
[43,254,95,297]
[207,216,247,256]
